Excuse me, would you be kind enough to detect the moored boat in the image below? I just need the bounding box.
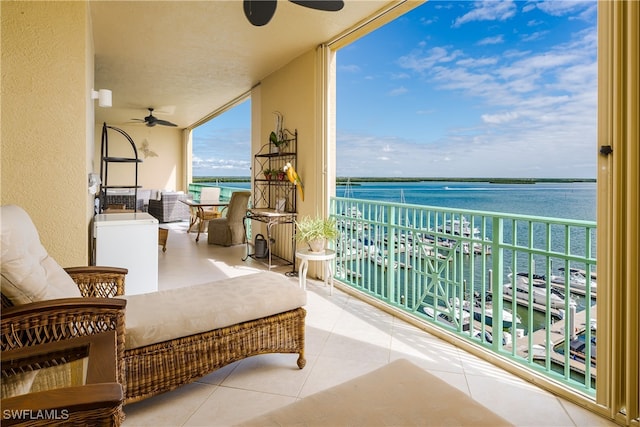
[505,272,569,310]
[550,267,597,294]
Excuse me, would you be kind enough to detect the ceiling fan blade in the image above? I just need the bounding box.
[289,0,344,12]
[155,119,178,127]
[244,0,277,26]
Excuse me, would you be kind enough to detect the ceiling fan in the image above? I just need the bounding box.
[132,108,177,127]
[244,0,344,27]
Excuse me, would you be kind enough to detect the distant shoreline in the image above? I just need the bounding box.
[193,176,596,184]
[336,177,597,185]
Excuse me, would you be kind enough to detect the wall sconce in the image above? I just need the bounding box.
[91,89,112,108]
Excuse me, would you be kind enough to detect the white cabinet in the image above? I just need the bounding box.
[93,212,158,295]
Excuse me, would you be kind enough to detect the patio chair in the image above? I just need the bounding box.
[1,331,124,426]
[207,191,251,246]
[193,187,222,234]
[1,205,307,405]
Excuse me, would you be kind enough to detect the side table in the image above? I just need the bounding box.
[296,248,336,295]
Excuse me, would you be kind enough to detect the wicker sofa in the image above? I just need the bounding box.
[0,205,307,408]
[147,191,191,222]
[104,188,152,212]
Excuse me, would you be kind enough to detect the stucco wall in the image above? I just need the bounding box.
[254,49,321,265]
[259,50,319,217]
[93,124,185,192]
[1,1,93,266]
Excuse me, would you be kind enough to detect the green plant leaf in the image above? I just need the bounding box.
[295,216,338,242]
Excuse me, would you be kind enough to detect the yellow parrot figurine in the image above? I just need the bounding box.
[283,162,304,201]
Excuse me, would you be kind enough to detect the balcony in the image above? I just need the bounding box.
[122,218,611,426]
[332,196,597,396]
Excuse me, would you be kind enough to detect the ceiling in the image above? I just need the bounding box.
[91,0,402,129]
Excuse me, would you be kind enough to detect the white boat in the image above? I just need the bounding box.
[423,306,471,329]
[505,273,567,309]
[370,254,411,270]
[451,297,522,330]
[472,328,513,346]
[433,217,491,256]
[550,267,597,293]
[439,217,479,237]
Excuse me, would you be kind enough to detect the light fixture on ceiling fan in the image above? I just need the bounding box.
[243,0,344,27]
[131,108,177,127]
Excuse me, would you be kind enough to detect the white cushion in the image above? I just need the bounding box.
[0,205,81,305]
[200,187,220,203]
[119,272,306,349]
[1,371,37,399]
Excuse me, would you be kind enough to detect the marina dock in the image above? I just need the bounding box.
[516,304,597,381]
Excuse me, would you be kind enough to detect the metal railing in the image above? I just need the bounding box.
[188,183,248,202]
[331,196,597,396]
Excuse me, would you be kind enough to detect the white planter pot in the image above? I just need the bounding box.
[307,239,326,253]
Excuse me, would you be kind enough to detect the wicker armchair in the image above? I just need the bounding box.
[1,332,124,426]
[0,266,128,367]
[1,264,127,426]
[1,205,307,407]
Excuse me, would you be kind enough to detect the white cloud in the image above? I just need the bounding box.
[338,10,597,178]
[481,111,519,124]
[453,0,517,28]
[192,126,252,176]
[339,64,361,73]
[388,86,408,96]
[521,31,549,42]
[535,1,595,17]
[456,57,499,67]
[391,72,411,80]
[477,35,504,45]
[398,46,463,73]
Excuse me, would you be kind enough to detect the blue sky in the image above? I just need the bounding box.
[193,0,597,178]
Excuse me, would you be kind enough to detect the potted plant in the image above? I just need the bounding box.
[295,216,338,253]
[270,131,287,153]
[263,168,274,180]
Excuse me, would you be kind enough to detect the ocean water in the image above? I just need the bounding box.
[337,181,596,222]
[224,179,598,332]
[332,181,598,332]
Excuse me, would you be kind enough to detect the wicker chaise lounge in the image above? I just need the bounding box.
[1,205,307,407]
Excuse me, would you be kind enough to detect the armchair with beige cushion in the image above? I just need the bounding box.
[207,191,251,246]
[192,186,222,234]
[1,205,306,407]
[1,331,124,426]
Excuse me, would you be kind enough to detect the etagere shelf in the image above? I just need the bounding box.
[244,129,298,273]
[98,123,142,213]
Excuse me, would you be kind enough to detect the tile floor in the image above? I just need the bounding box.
[122,221,615,426]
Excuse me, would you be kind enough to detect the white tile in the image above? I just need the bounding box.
[122,382,215,426]
[115,221,616,427]
[560,399,619,426]
[466,373,576,426]
[184,386,297,426]
[220,353,311,397]
[298,355,386,398]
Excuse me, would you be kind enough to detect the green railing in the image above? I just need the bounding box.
[331,196,597,396]
[188,183,248,202]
